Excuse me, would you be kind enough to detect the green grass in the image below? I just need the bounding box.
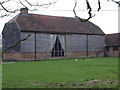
[2,57,119,88]
[0,64,2,89]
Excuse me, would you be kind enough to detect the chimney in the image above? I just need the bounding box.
[20,7,28,15]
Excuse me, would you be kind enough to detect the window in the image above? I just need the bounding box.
[50,35,65,57]
[106,47,109,51]
[113,46,118,51]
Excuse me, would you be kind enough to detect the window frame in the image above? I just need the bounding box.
[106,46,109,51]
[113,46,118,51]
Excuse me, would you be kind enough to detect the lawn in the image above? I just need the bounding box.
[0,64,2,90]
[2,57,119,88]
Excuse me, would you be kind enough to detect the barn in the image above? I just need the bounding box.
[105,33,120,57]
[2,8,105,61]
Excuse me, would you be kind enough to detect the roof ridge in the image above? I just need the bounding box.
[29,13,76,19]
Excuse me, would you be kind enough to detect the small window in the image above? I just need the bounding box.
[113,46,118,51]
[106,47,109,51]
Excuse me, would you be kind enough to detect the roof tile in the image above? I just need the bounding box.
[105,33,120,46]
[9,13,105,35]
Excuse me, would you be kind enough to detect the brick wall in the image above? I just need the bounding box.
[3,52,35,61]
[3,52,50,61]
[105,46,120,57]
[66,52,87,58]
[3,51,105,61]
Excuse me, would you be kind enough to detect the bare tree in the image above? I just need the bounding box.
[73,0,119,22]
[3,34,31,52]
[111,0,120,6]
[0,0,119,20]
[0,0,58,18]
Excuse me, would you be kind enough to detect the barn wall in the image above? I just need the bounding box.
[66,34,105,58]
[21,33,51,52]
[21,32,35,52]
[17,32,51,61]
[36,33,51,52]
[2,22,21,52]
[88,35,105,51]
[3,32,105,61]
[66,34,87,52]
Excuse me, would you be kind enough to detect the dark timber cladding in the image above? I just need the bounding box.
[2,9,105,61]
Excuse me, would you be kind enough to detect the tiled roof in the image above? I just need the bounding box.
[8,13,105,35]
[105,33,120,46]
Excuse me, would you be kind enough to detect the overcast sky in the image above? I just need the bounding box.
[0,0,119,35]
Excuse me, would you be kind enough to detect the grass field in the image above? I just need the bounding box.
[0,64,2,89]
[2,57,119,88]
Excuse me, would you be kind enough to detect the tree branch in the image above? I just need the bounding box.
[19,0,27,8]
[73,0,96,22]
[0,0,18,13]
[111,0,120,7]
[97,0,101,11]
[84,0,95,22]
[3,34,31,52]
[73,0,86,22]
[0,0,58,14]
[0,0,10,4]
[0,14,9,18]
[0,0,118,19]
[73,0,77,18]
[0,3,9,12]
[24,0,57,7]
[0,0,11,12]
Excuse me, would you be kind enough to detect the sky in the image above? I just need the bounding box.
[0,0,119,35]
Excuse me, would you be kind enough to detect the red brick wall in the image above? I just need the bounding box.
[3,51,105,61]
[3,53,36,61]
[66,52,87,58]
[105,46,120,57]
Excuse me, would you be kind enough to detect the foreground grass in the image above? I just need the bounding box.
[0,64,2,89]
[2,57,118,88]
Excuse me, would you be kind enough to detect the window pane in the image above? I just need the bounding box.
[106,47,109,51]
[113,46,118,51]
